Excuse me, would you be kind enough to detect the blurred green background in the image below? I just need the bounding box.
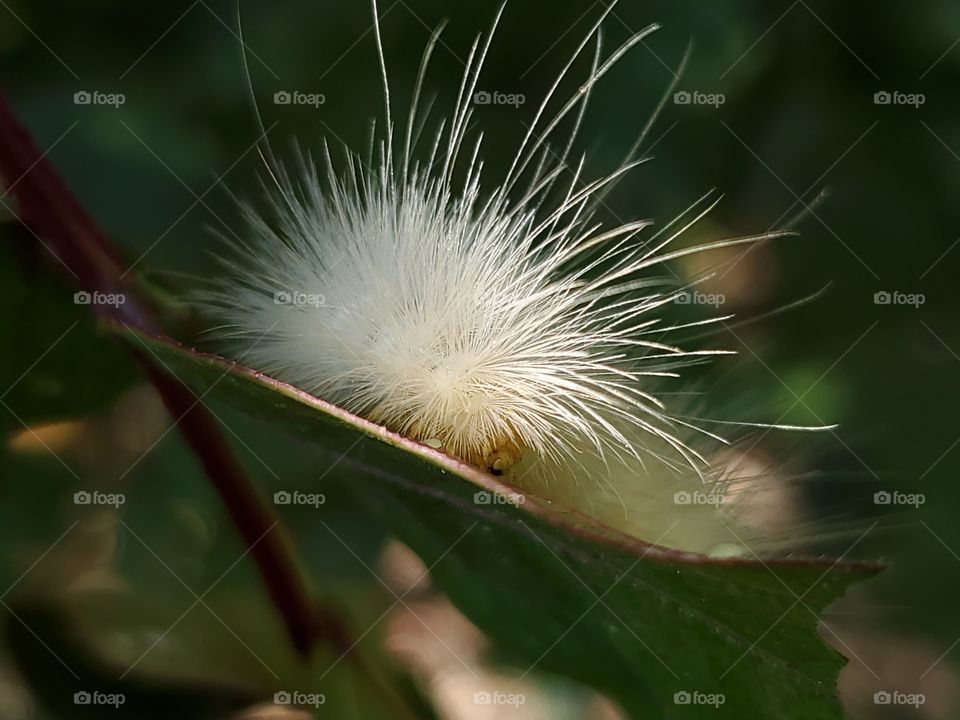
[1,0,958,718]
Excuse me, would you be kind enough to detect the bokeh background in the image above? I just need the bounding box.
[1,0,958,718]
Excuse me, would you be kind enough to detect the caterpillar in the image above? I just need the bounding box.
[199,0,834,556]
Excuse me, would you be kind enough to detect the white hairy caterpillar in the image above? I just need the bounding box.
[201,1,834,555]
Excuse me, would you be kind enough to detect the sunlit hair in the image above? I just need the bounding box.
[201,0,831,553]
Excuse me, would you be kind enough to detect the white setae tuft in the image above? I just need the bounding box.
[200,1,833,553]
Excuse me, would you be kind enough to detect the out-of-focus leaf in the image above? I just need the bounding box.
[0,232,137,434]
[5,598,261,720]
[6,585,436,720]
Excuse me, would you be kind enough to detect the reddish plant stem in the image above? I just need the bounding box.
[136,356,319,656]
[0,90,319,657]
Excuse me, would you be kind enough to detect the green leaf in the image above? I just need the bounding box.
[116,326,882,720]
[5,597,263,720]
[0,232,137,434]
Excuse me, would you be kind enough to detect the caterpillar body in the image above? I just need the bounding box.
[201,1,833,556]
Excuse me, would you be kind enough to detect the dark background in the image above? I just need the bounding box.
[1,1,958,718]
